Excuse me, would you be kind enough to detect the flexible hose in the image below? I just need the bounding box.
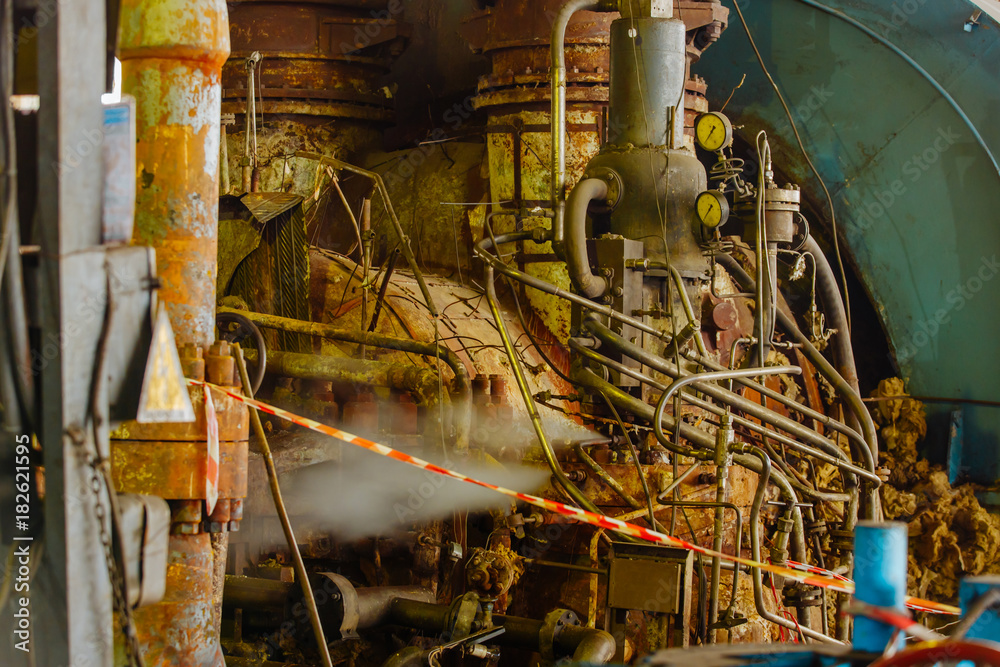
[803,236,858,395]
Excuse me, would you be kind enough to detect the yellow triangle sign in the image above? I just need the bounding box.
[135,306,196,424]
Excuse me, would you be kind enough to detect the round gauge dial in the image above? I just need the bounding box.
[696,190,730,228]
[695,112,734,152]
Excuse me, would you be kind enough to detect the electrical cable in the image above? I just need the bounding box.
[732,0,852,330]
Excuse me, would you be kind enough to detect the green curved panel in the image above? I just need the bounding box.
[696,0,1000,480]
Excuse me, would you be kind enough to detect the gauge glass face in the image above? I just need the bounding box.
[695,112,733,151]
[697,191,728,228]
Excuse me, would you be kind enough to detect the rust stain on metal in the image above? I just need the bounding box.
[131,533,225,667]
[111,440,249,499]
[120,0,231,347]
[112,384,249,442]
[222,1,408,122]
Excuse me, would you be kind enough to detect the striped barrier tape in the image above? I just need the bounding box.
[204,383,220,515]
[191,379,961,617]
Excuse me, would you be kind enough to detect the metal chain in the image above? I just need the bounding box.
[82,449,145,667]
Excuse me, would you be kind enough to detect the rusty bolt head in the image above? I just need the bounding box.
[227,521,241,532]
[209,340,230,357]
[173,522,201,535]
[180,344,203,359]
[204,521,228,534]
[180,344,206,381]
[206,340,236,385]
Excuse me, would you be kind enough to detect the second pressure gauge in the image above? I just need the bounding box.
[695,111,734,152]
[696,190,730,228]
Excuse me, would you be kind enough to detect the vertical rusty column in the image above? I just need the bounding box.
[115,3,245,667]
[120,0,231,347]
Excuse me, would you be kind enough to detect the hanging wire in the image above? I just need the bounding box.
[732,0,852,330]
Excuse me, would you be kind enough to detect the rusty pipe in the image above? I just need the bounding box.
[551,0,617,252]
[222,575,434,630]
[389,600,616,663]
[121,0,230,347]
[220,307,470,450]
[565,178,610,298]
[247,349,447,411]
[117,2,231,665]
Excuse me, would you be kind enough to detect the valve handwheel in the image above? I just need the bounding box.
[216,311,267,395]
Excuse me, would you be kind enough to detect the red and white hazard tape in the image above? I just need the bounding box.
[204,384,220,515]
[191,379,961,617]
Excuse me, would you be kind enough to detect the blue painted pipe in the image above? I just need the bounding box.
[852,522,908,652]
[959,576,1000,640]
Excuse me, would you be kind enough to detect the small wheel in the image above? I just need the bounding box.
[216,311,267,395]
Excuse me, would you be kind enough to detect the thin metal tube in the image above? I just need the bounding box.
[683,348,868,461]
[670,266,710,358]
[331,175,363,263]
[234,345,334,667]
[714,252,880,516]
[574,443,645,514]
[551,0,611,252]
[570,339,871,483]
[601,391,657,528]
[522,558,607,576]
[484,266,602,515]
[585,318,878,484]
[651,366,799,454]
[474,232,672,341]
[296,151,437,316]
[656,463,701,502]
[572,366,715,453]
[744,444,841,644]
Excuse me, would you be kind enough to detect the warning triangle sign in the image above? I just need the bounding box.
[136,306,196,424]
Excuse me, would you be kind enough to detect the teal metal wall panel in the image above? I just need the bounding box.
[696,0,1000,480]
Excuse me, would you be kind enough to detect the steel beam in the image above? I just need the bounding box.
[29,0,113,665]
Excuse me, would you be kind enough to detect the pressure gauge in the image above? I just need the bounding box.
[696,190,730,228]
[695,112,734,152]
